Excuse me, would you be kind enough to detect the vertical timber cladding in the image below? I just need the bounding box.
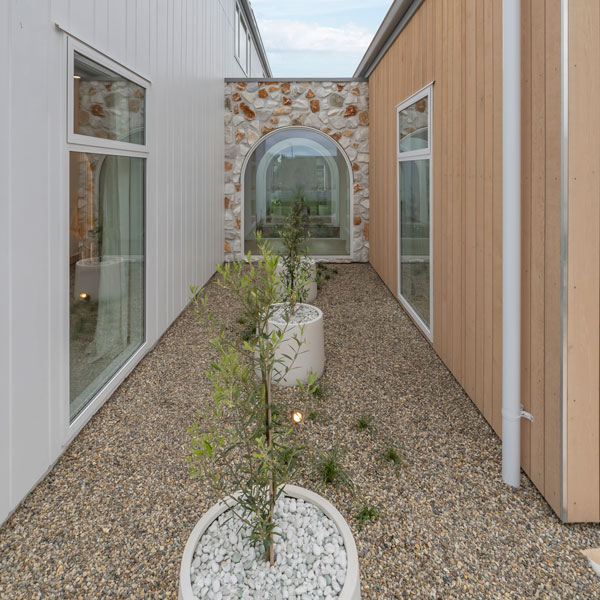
[567,0,600,522]
[368,0,562,516]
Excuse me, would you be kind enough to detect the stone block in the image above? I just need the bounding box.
[329,93,344,108]
[344,105,358,117]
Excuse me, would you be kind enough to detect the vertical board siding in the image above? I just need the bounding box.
[567,0,600,522]
[0,0,265,525]
[369,0,562,517]
[0,0,11,522]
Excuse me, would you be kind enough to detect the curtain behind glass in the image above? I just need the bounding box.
[69,152,144,420]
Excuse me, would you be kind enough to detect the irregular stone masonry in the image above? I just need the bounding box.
[224,81,369,262]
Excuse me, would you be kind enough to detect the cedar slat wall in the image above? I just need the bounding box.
[567,0,600,522]
[369,0,562,517]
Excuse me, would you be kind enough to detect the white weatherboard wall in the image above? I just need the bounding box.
[0,0,267,526]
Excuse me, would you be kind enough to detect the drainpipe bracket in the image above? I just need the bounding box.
[520,405,534,422]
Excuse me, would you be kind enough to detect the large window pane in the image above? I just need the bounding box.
[244,128,351,256]
[74,52,145,145]
[398,96,428,153]
[399,159,430,327]
[69,152,145,420]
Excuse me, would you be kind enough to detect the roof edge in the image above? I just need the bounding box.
[224,77,368,83]
[240,0,272,78]
[353,0,424,79]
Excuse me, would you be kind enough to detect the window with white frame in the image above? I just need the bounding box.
[235,5,241,58]
[397,84,433,339]
[235,2,251,74]
[67,39,148,421]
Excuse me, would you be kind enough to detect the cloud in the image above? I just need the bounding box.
[250,0,391,20]
[259,19,373,55]
[248,0,394,76]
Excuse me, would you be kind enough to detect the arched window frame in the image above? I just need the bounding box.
[240,126,354,259]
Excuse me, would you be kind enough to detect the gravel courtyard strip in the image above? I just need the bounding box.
[0,263,599,599]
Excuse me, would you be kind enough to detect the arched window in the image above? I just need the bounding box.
[243,127,351,256]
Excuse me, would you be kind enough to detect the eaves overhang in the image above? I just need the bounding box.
[239,0,272,78]
[353,0,424,79]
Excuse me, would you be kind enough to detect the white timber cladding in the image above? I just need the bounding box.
[0,0,266,526]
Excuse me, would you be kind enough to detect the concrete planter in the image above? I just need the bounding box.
[268,303,324,386]
[179,485,361,600]
[276,257,317,304]
[73,255,124,301]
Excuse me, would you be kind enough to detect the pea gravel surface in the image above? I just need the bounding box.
[0,263,598,599]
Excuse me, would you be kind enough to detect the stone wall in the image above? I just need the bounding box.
[224,80,369,261]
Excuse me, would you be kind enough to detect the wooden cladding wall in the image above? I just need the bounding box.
[566,0,600,522]
[369,0,562,516]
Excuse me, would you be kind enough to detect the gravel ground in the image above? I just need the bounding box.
[0,263,599,599]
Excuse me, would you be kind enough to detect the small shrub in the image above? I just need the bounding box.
[241,323,256,342]
[309,379,326,401]
[354,414,373,431]
[383,445,406,467]
[315,446,354,490]
[355,501,379,530]
[237,316,246,325]
[308,410,318,422]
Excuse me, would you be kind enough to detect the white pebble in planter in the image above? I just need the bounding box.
[268,303,325,386]
[179,485,361,600]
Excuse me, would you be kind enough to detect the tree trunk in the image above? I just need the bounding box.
[266,373,275,566]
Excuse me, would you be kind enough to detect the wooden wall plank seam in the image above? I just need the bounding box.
[567,0,600,522]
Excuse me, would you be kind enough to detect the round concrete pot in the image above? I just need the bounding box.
[276,257,317,304]
[179,485,361,600]
[268,303,324,386]
[73,255,124,302]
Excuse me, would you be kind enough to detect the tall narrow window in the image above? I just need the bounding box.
[68,40,147,420]
[234,2,250,74]
[234,6,240,58]
[397,85,433,339]
[240,16,248,73]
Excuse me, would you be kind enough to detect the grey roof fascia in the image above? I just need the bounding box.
[353,0,424,79]
[239,0,272,77]
[224,77,368,83]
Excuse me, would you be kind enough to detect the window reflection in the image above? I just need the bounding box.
[244,128,351,256]
[399,159,430,327]
[69,152,145,419]
[398,97,428,153]
[74,52,145,145]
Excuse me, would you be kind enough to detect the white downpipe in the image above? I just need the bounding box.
[502,0,524,488]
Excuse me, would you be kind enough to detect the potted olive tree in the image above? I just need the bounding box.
[277,199,317,303]
[180,240,359,599]
[272,204,325,386]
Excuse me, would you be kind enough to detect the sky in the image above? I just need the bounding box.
[249,0,394,78]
